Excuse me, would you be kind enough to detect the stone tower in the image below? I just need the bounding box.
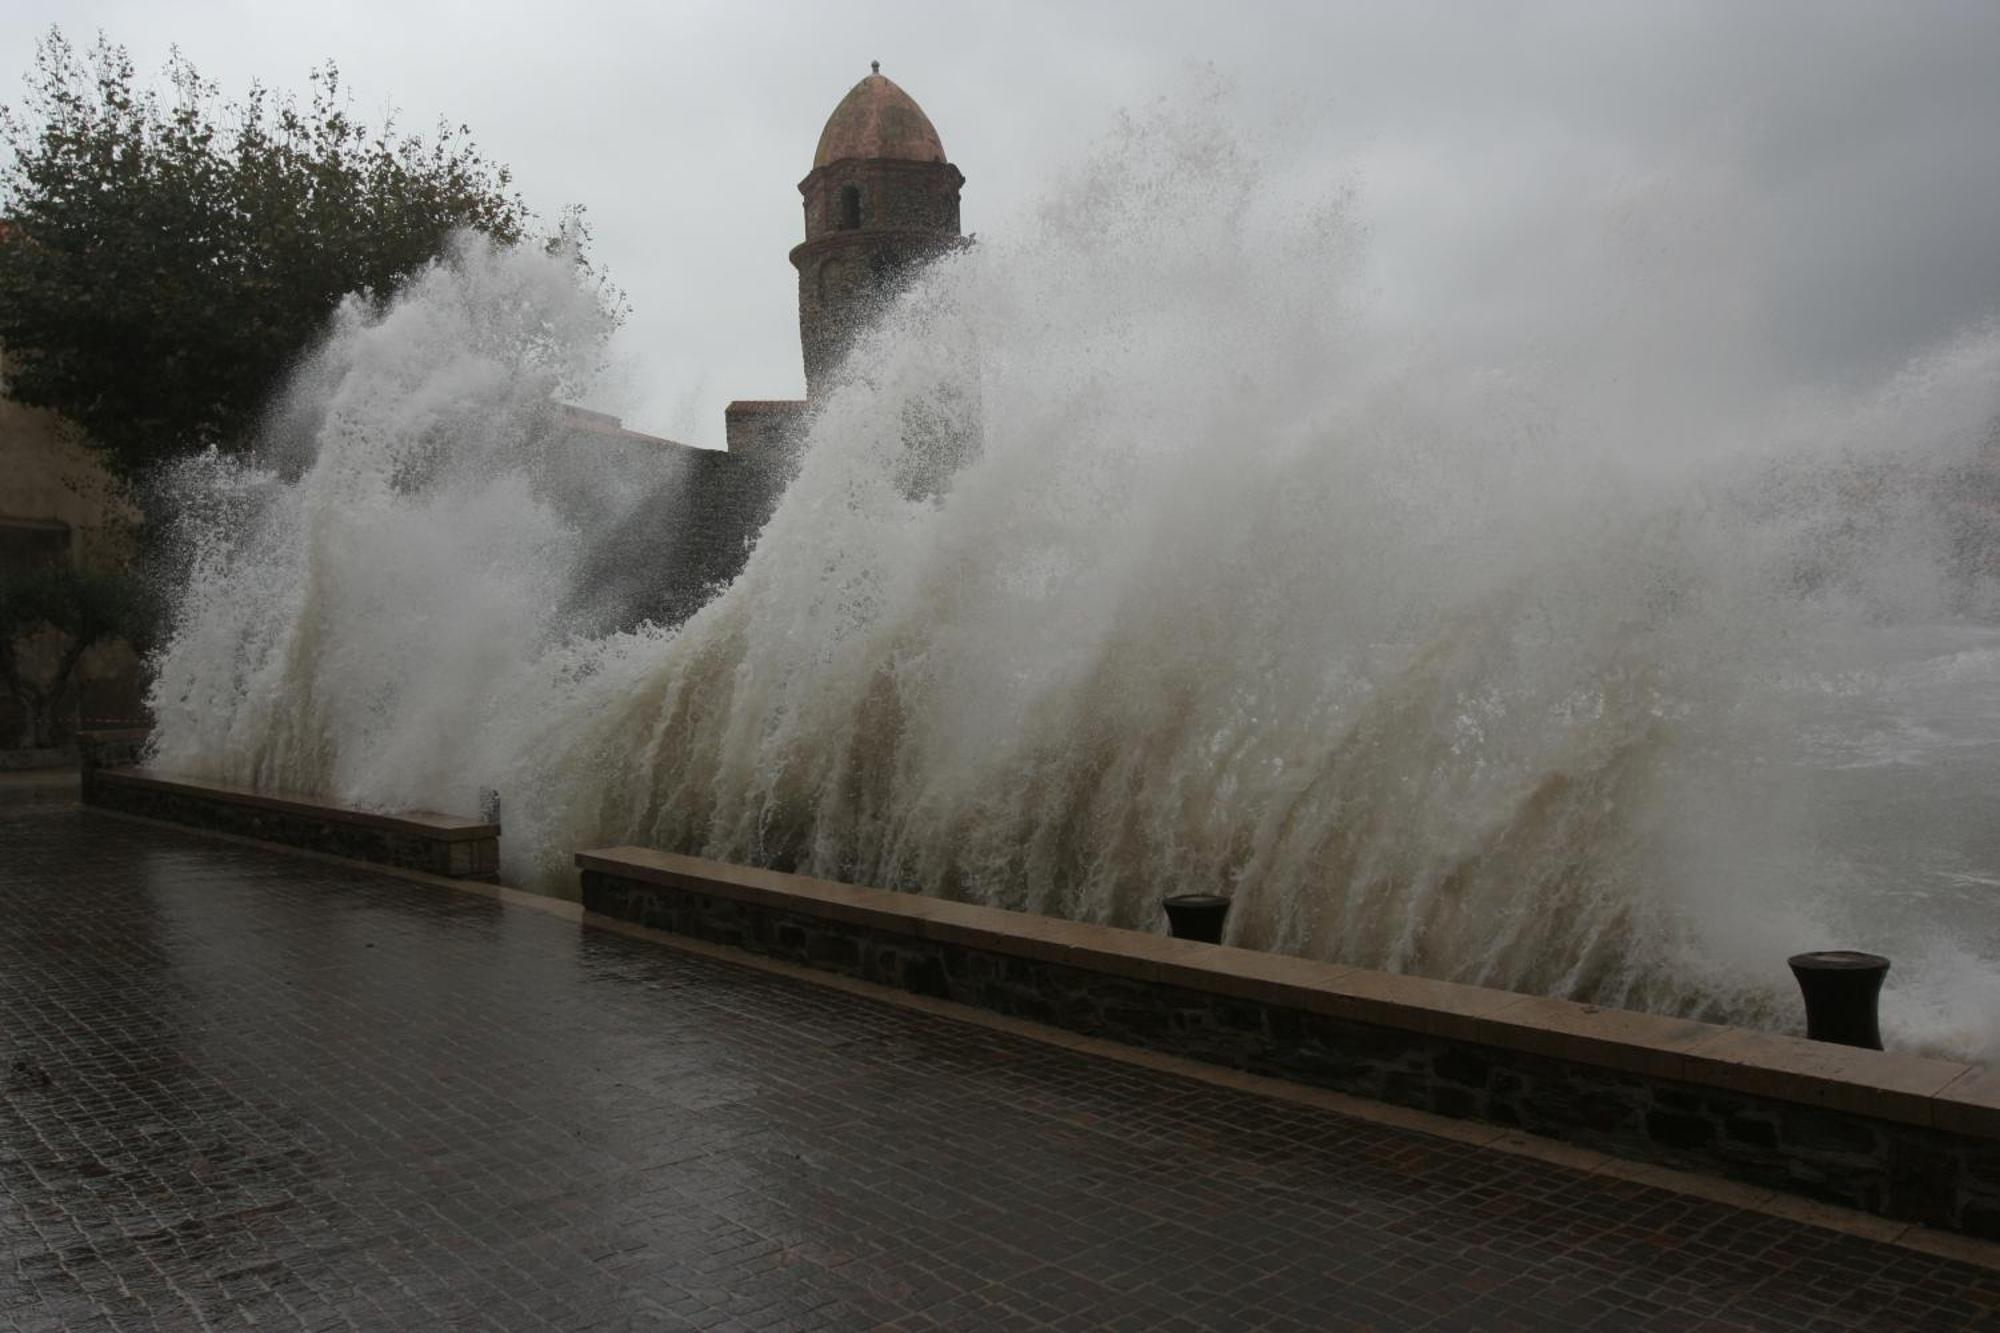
[791,64,965,399]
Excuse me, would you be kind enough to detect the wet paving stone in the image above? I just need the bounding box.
[2,805,1998,1331]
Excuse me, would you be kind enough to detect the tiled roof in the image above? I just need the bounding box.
[813,70,947,169]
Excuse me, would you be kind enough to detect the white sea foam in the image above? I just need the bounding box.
[145,101,2000,1059]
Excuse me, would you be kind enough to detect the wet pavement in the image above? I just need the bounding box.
[3,806,1998,1332]
[0,768,76,812]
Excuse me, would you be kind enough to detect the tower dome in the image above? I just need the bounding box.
[790,63,965,400]
[812,66,948,168]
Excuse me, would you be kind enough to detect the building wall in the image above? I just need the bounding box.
[0,361,147,744]
[724,400,807,456]
[792,158,965,398]
[802,159,963,236]
[0,386,136,569]
[556,409,796,633]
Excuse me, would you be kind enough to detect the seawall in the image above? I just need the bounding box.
[578,844,2000,1240]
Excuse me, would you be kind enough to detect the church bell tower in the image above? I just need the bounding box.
[791,63,965,400]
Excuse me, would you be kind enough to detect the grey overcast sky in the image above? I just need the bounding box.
[6,1,2000,448]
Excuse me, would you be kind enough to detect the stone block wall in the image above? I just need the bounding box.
[578,848,2000,1240]
[724,401,807,456]
[89,768,499,880]
[801,159,963,240]
[572,443,791,630]
[77,729,151,798]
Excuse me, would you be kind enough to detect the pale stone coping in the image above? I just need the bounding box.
[575,845,1996,1136]
[724,400,808,414]
[96,767,498,841]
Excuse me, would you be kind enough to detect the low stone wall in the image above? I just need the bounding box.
[578,846,2000,1240]
[76,728,150,785]
[88,767,500,880]
[0,746,78,773]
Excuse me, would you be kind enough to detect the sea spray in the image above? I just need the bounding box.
[147,235,624,802]
[147,102,2000,1058]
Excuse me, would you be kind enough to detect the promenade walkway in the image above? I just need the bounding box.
[2,804,1997,1331]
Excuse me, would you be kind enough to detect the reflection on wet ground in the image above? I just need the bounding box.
[2,806,1996,1331]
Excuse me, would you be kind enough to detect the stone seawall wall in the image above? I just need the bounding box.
[579,847,2000,1241]
[77,729,149,788]
[88,768,499,880]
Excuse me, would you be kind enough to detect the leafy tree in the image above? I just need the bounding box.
[0,29,620,479]
[0,563,156,748]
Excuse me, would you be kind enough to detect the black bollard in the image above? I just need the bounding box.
[1787,950,1889,1050]
[1163,894,1230,944]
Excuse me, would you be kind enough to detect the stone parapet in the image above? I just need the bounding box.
[1,745,78,773]
[576,845,2000,1240]
[723,400,807,455]
[89,767,499,880]
[76,727,151,777]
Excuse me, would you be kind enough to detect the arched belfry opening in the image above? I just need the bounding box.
[789,63,965,399]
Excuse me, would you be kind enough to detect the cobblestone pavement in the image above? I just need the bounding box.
[3,808,1999,1332]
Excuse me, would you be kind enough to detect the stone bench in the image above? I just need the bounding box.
[577,844,2000,1241]
[88,767,499,880]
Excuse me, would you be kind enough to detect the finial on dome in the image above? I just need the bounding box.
[871,60,880,74]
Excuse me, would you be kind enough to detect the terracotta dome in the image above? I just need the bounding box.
[812,66,947,169]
